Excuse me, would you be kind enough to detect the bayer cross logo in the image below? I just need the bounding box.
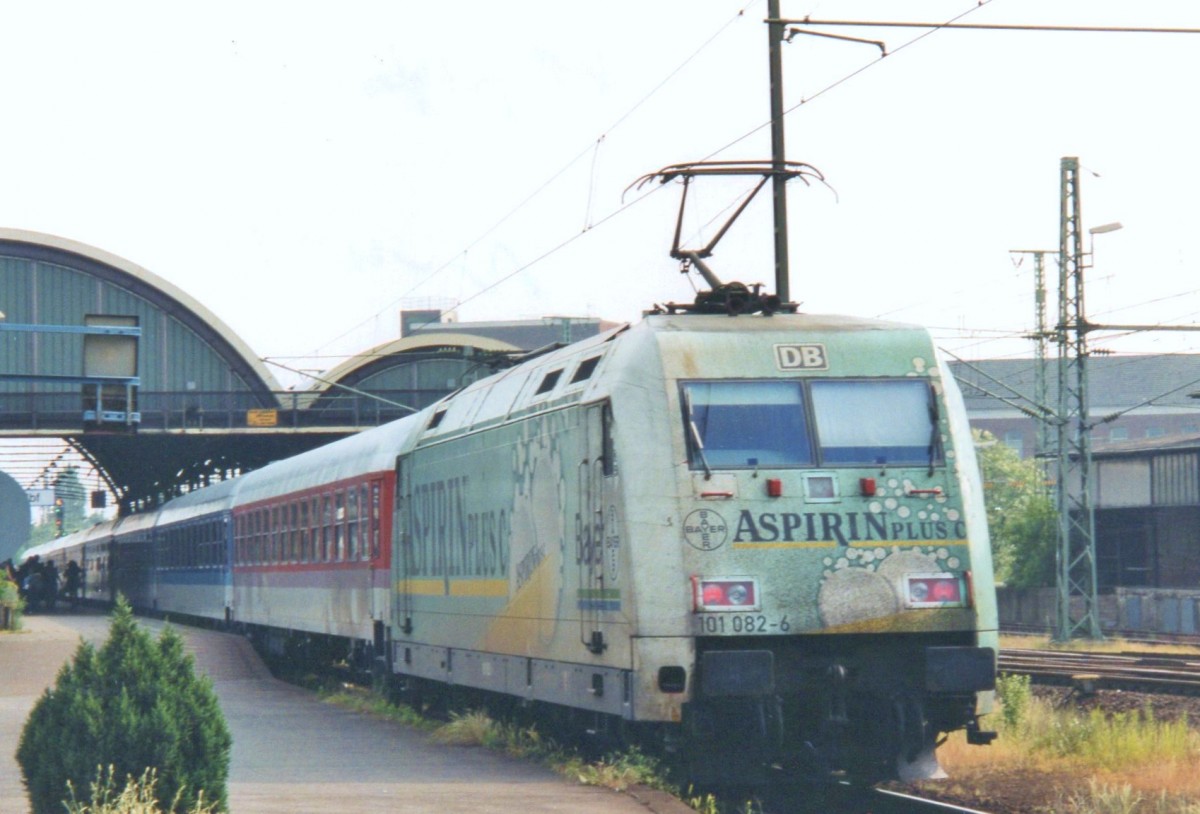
[683,509,728,551]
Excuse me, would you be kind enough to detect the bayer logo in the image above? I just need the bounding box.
[683,509,728,551]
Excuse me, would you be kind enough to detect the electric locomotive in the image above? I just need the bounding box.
[389,307,997,784]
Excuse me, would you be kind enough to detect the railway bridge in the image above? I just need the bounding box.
[0,229,547,518]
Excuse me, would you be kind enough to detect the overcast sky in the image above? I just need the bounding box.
[2,1,1198,389]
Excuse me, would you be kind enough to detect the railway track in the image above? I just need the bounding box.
[869,787,995,813]
[752,782,996,814]
[998,647,1200,694]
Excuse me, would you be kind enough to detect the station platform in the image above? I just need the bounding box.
[1,613,688,814]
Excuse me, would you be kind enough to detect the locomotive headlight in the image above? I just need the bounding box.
[904,574,967,609]
[692,576,761,612]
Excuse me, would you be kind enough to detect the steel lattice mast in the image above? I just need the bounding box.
[1054,156,1103,640]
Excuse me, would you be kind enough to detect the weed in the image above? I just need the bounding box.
[995,672,1032,731]
[432,709,501,746]
[64,767,217,814]
[572,746,663,792]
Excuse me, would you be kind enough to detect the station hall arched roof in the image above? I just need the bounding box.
[0,227,281,396]
[311,332,521,394]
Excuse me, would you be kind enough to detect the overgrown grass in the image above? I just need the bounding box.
[321,685,434,731]
[1057,779,1200,814]
[64,767,218,814]
[935,671,1200,813]
[321,691,719,807]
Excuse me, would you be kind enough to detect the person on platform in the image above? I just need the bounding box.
[63,559,83,608]
[42,560,59,612]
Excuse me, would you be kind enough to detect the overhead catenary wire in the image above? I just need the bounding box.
[308,2,759,357]
[299,1,1200,377]
[307,0,1003,370]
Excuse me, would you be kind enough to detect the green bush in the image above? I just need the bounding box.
[995,672,1032,731]
[1,573,24,630]
[17,597,231,813]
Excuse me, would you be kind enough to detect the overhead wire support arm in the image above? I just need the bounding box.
[783,25,887,55]
[783,19,1200,36]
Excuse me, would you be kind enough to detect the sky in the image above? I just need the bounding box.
[2,0,1199,392]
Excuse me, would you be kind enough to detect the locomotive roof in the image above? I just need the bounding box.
[642,311,923,333]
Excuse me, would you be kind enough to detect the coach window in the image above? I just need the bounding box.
[299,501,310,563]
[312,494,321,564]
[810,379,939,466]
[682,381,813,469]
[321,494,333,561]
[259,509,268,564]
[346,487,359,561]
[334,490,346,560]
[310,497,320,562]
[370,482,381,559]
[288,503,298,562]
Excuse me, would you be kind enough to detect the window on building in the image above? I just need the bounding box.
[1003,430,1025,455]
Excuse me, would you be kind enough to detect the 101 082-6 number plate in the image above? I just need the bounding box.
[697,614,791,634]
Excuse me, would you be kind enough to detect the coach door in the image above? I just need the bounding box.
[580,402,614,654]
[394,456,414,635]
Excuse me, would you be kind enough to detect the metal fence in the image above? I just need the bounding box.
[0,388,447,433]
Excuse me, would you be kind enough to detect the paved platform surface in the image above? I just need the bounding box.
[2,613,688,814]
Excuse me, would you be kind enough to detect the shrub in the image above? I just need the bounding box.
[995,672,1032,731]
[1,573,24,630]
[17,597,231,813]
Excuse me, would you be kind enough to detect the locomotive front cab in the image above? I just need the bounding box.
[650,319,998,784]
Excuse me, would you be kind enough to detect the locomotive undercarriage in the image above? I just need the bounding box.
[677,633,996,786]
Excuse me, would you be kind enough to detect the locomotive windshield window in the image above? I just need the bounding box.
[682,381,813,468]
[810,379,938,466]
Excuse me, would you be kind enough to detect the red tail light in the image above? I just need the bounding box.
[692,576,760,612]
[904,574,967,609]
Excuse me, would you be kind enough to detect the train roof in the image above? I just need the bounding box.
[157,477,241,525]
[232,410,430,507]
[20,518,113,561]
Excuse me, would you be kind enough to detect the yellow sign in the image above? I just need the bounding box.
[246,409,278,427]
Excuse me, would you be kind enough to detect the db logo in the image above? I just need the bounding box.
[774,343,828,371]
[683,509,728,551]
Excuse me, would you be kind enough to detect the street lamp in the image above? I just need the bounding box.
[1088,222,1123,265]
